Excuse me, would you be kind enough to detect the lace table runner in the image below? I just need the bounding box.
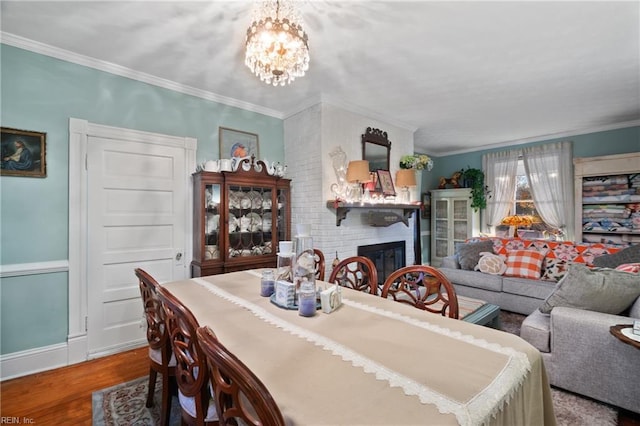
[193,275,531,426]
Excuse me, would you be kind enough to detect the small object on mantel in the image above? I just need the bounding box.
[368,210,408,227]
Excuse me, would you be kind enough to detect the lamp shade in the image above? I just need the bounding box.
[395,169,417,187]
[346,160,371,183]
[501,215,534,227]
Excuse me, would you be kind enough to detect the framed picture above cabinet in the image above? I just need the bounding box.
[219,127,259,159]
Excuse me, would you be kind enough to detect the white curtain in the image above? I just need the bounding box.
[522,141,574,241]
[482,149,519,233]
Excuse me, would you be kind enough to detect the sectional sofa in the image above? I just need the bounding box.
[439,237,640,413]
[438,237,625,315]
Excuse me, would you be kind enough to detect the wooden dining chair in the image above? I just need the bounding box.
[313,248,325,281]
[156,285,218,425]
[196,326,286,426]
[134,268,176,426]
[328,256,378,295]
[381,265,459,319]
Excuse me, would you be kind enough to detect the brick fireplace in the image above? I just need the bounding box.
[284,102,417,280]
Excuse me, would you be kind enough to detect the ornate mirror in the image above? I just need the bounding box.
[362,127,391,171]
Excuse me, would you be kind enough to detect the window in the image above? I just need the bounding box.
[483,141,573,241]
[505,160,562,239]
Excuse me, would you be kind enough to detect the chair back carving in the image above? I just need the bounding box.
[328,256,378,295]
[197,326,286,426]
[313,248,325,281]
[135,268,171,358]
[381,265,459,319]
[135,268,175,426]
[157,286,213,422]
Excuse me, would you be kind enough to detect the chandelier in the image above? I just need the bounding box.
[245,0,310,86]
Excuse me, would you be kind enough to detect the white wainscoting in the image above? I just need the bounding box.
[0,260,70,380]
[0,260,69,277]
[0,342,69,381]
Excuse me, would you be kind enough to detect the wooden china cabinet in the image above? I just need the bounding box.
[191,157,291,277]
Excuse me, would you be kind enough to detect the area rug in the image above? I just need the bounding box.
[92,376,180,426]
[93,313,618,425]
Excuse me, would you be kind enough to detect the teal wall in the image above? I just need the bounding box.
[0,45,284,355]
[424,126,640,191]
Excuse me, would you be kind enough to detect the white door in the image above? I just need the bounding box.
[86,135,187,356]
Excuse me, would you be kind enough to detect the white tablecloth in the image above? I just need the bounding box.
[162,270,556,426]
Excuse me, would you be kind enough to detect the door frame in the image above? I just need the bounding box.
[68,118,196,363]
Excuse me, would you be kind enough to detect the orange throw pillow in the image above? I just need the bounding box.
[504,249,547,279]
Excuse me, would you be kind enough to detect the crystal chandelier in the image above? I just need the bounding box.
[245,0,310,86]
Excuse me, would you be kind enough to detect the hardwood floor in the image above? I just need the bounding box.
[0,346,148,425]
[1,344,638,425]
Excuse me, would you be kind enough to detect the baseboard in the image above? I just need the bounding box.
[88,339,147,360]
[67,332,88,365]
[0,336,147,381]
[1,342,69,381]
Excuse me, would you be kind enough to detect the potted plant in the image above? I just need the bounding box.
[399,154,434,171]
[460,167,491,211]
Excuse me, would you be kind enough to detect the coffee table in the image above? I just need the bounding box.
[462,302,501,329]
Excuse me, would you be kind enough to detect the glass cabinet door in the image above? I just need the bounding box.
[453,198,469,242]
[434,199,450,259]
[226,184,276,259]
[204,183,221,260]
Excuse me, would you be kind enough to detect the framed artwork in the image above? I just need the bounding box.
[364,171,379,193]
[1,127,46,177]
[376,170,395,196]
[421,192,431,219]
[219,127,259,159]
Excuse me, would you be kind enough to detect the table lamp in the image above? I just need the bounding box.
[501,215,534,237]
[346,160,372,202]
[395,169,417,203]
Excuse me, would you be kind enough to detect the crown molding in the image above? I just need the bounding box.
[1,32,284,119]
[420,119,640,157]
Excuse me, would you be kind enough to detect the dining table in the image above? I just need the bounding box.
[162,270,556,426]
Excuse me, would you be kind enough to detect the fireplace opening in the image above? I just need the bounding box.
[358,241,406,286]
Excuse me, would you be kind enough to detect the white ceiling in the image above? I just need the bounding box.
[2,1,639,155]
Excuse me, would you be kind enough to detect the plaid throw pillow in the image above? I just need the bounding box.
[504,249,548,279]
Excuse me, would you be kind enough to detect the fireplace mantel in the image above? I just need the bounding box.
[326,200,423,265]
[326,200,422,227]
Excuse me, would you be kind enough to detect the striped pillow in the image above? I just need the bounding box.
[505,249,548,279]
